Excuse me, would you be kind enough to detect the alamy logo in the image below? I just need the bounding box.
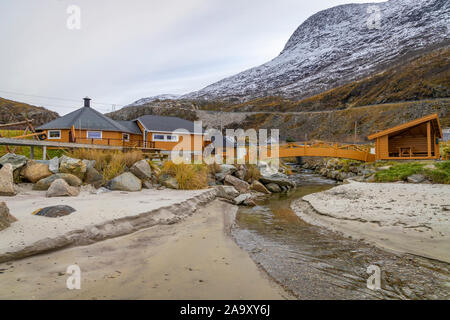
[367,6,381,30]
[67,5,81,30]
[366,265,381,290]
[66,264,81,290]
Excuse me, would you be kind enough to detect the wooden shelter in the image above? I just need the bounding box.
[368,113,442,160]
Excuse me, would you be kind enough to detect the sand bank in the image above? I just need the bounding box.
[0,200,289,299]
[0,187,216,263]
[292,182,450,263]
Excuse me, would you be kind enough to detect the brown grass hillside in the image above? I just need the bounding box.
[0,97,59,127]
[205,46,449,113]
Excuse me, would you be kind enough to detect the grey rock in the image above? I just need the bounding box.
[0,153,28,171]
[33,205,76,218]
[82,159,96,170]
[59,156,87,180]
[250,180,271,194]
[85,167,104,188]
[0,202,17,230]
[215,164,237,181]
[265,183,282,193]
[260,172,296,188]
[34,173,82,190]
[46,179,80,197]
[158,174,179,190]
[130,160,152,181]
[106,172,142,192]
[216,185,239,200]
[224,174,250,193]
[233,193,252,205]
[49,157,60,173]
[20,160,52,183]
[407,174,426,184]
[0,164,15,196]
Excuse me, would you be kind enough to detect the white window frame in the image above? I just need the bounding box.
[152,134,178,142]
[122,133,130,142]
[48,130,61,140]
[86,131,102,140]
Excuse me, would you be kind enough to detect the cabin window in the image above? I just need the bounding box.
[122,133,130,142]
[48,130,61,139]
[87,131,102,139]
[152,134,179,142]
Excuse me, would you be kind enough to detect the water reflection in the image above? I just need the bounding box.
[232,172,450,300]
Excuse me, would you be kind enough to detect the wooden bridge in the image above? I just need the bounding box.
[258,141,376,162]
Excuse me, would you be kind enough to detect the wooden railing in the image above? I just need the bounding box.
[71,137,155,149]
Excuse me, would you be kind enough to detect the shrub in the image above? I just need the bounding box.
[375,161,450,184]
[244,164,261,182]
[160,161,208,190]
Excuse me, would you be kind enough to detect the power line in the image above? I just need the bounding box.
[0,89,124,108]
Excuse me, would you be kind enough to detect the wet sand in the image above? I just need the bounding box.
[0,200,290,300]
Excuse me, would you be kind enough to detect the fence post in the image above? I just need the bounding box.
[42,146,47,160]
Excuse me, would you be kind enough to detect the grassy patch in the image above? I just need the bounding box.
[375,161,450,184]
[160,161,208,190]
[66,149,144,181]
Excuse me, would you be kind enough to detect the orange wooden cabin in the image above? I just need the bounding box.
[368,113,442,160]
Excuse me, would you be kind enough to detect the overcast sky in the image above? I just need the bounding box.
[0,0,385,115]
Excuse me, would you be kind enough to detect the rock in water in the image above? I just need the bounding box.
[59,156,87,180]
[106,172,142,191]
[33,205,76,218]
[265,183,282,193]
[20,160,52,183]
[250,180,271,194]
[130,160,152,181]
[0,202,17,230]
[158,174,179,190]
[0,164,16,196]
[46,179,80,197]
[34,173,82,190]
[233,193,252,205]
[224,174,250,193]
[260,172,296,188]
[0,153,28,171]
[85,167,104,188]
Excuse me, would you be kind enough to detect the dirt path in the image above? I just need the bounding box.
[0,200,289,300]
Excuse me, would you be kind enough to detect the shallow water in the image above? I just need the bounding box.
[232,170,450,299]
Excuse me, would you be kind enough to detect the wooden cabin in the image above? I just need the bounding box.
[37,97,205,157]
[368,113,442,160]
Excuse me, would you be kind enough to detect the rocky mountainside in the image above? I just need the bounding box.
[183,0,449,102]
[126,94,181,108]
[0,97,59,127]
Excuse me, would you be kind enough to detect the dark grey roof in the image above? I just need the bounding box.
[115,120,142,135]
[136,115,198,133]
[37,106,137,134]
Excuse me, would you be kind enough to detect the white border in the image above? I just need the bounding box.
[48,130,61,140]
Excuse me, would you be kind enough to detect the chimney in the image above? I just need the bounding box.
[83,97,91,108]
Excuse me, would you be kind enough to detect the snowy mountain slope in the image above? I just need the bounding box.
[126,94,180,107]
[183,0,449,102]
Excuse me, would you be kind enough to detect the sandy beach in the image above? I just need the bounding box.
[0,199,290,299]
[292,181,450,263]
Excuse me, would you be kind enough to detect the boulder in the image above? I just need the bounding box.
[34,173,82,190]
[224,174,250,193]
[158,174,179,189]
[259,172,296,188]
[0,164,16,196]
[84,167,104,188]
[265,183,282,193]
[216,185,239,200]
[243,198,257,207]
[142,180,154,189]
[407,174,426,184]
[215,164,237,181]
[250,180,271,194]
[20,160,52,183]
[233,193,252,205]
[423,164,437,170]
[130,160,152,181]
[33,205,76,218]
[59,156,87,180]
[0,202,17,230]
[82,159,96,170]
[0,153,28,171]
[49,157,60,173]
[106,172,142,192]
[46,179,80,197]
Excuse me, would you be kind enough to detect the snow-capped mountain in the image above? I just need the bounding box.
[183,0,449,102]
[126,94,180,107]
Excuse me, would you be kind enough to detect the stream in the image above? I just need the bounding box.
[232,169,450,299]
